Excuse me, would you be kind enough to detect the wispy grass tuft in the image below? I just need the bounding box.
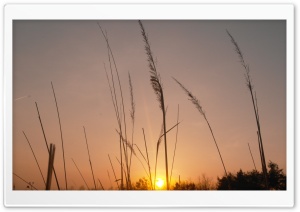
[172,77,228,179]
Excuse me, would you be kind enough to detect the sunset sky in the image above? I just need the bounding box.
[13,20,286,190]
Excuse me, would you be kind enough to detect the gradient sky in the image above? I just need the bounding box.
[13,20,286,190]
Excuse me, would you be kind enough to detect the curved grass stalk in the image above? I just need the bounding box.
[172,78,228,179]
[138,20,169,190]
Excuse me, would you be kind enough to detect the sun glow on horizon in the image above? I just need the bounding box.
[155,178,165,189]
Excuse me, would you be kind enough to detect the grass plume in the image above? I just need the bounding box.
[172,77,229,179]
[139,20,170,190]
[226,30,268,188]
[128,72,135,188]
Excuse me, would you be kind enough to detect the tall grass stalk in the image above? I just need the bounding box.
[115,156,128,180]
[104,63,124,189]
[226,30,268,188]
[172,77,229,179]
[108,154,120,189]
[98,23,130,189]
[98,178,105,190]
[128,72,135,189]
[138,20,169,190]
[107,170,113,189]
[22,131,46,186]
[35,102,61,190]
[104,56,124,189]
[170,104,180,184]
[133,144,152,179]
[154,121,181,189]
[51,81,68,190]
[142,128,153,190]
[72,158,90,190]
[248,143,257,171]
[83,126,97,190]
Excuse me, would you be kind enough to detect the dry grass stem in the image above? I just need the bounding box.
[248,143,257,171]
[172,77,228,179]
[170,104,180,184]
[83,126,97,190]
[139,20,169,189]
[226,30,268,188]
[108,154,120,189]
[22,131,46,186]
[142,128,153,190]
[72,158,90,190]
[51,81,68,190]
[35,102,61,190]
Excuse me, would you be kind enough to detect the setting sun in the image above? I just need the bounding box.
[155,178,165,189]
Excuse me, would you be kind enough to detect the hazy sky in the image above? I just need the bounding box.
[13,20,286,190]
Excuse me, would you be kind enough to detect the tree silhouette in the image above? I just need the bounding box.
[217,161,286,190]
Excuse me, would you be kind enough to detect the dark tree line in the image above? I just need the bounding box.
[217,161,286,190]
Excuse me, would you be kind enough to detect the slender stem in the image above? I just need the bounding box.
[107,170,113,189]
[227,30,268,189]
[22,131,46,186]
[203,116,228,178]
[108,154,120,190]
[35,102,60,190]
[115,157,128,180]
[98,178,105,190]
[83,126,97,190]
[170,104,180,184]
[142,128,153,190]
[72,158,90,190]
[97,23,129,188]
[128,72,135,189]
[133,144,152,179]
[161,93,169,190]
[51,82,68,190]
[249,87,268,188]
[248,143,257,171]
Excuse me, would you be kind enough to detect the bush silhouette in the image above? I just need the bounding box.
[217,161,286,190]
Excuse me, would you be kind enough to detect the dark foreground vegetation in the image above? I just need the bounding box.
[131,161,286,190]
